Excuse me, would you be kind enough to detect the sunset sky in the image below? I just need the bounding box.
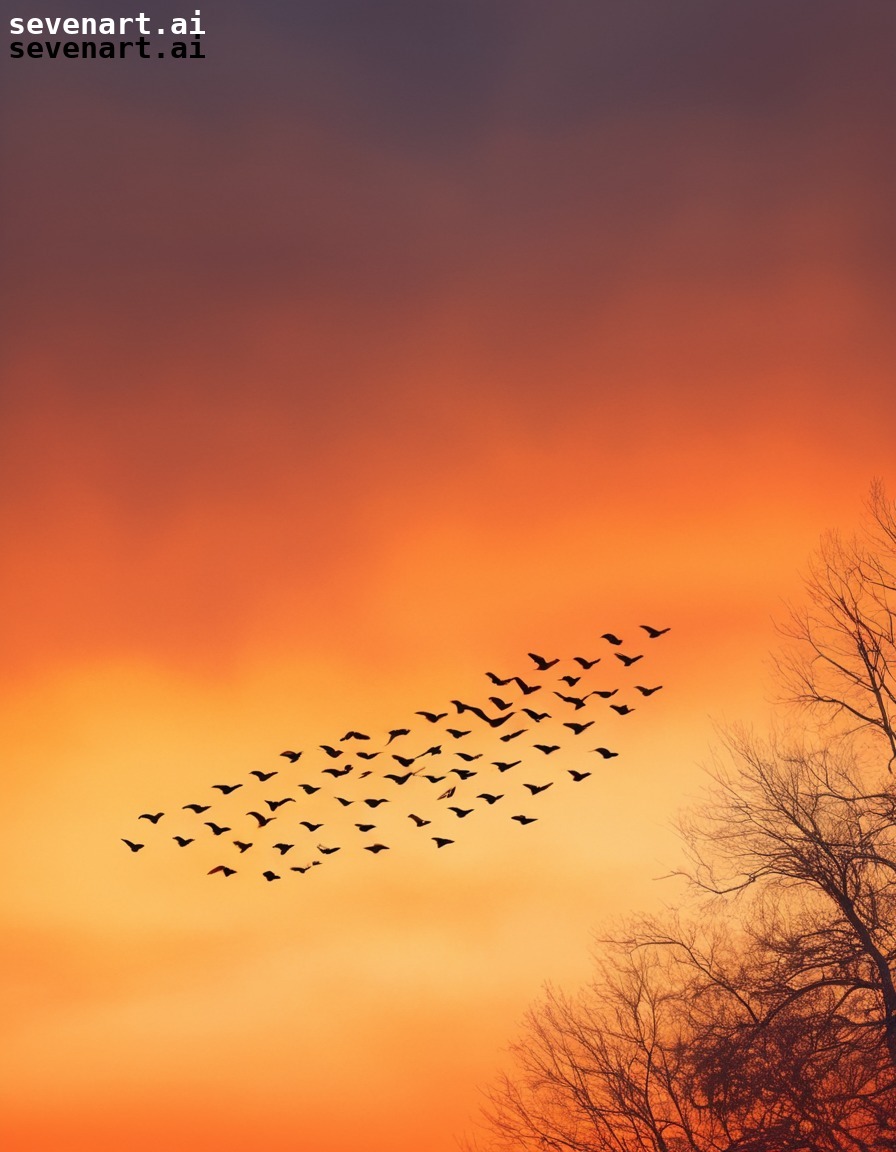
[2,3,896,1149]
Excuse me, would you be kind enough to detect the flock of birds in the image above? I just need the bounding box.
[122,626,670,881]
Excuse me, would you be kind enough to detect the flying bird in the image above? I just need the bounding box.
[554,691,592,710]
[122,839,144,852]
[615,653,643,667]
[488,696,513,711]
[317,844,340,855]
[280,750,302,762]
[640,624,671,638]
[569,770,591,782]
[297,784,320,795]
[534,744,560,754]
[323,765,352,777]
[592,747,619,759]
[182,803,210,813]
[432,837,454,847]
[446,728,470,739]
[299,821,323,832]
[392,755,416,768]
[511,678,541,695]
[384,772,412,785]
[455,752,482,762]
[262,870,280,881]
[492,761,520,772]
[573,656,600,668]
[564,721,594,735]
[591,689,618,699]
[247,811,275,827]
[265,798,295,810]
[208,865,236,876]
[364,844,390,854]
[438,786,456,800]
[559,675,581,687]
[363,798,389,808]
[635,685,663,696]
[499,729,527,741]
[212,783,242,794]
[138,812,164,823]
[320,745,343,758]
[357,751,380,760]
[173,836,194,847]
[450,768,477,780]
[408,814,431,827]
[355,823,376,832]
[529,653,559,670]
[386,729,410,744]
[233,841,253,852]
[272,843,294,855]
[477,793,503,805]
[334,797,354,807]
[250,770,277,782]
[511,815,537,825]
[422,774,445,783]
[601,633,623,646]
[524,782,553,795]
[204,822,231,835]
[448,806,474,818]
[416,711,447,723]
[611,704,634,715]
[419,744,442,757]
[341,730,370,741]
[522,708,550,722]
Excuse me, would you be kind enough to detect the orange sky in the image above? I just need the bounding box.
[2,4,896,1150]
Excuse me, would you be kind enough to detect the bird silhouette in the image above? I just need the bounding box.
[280,750,302,762]
[477,793,503,805]
[341,730,370,741]
[559,675,580,687]
[299,821,323,832]
[317,844,340,855]
[446,728,470,738]
[247,811,275,827]
[291,863,317,873]
[233,841,253,852]
[485,672,513,685]
[524,782,553,795]
[568,770,591,782]
[208,865,236,876]
[564,722,593,735]
[455,752,482,762]
[640,624,670,638]
[492,761,520,772]
[573,656,600,668]
[511,815,537,825]
[601,633,623,645]
[357,751,380,760]
[272,843,294,855]
[554,692,592,710]
[173,836,194,847]
[334,797,354,807]
[363,798,389,808]
[448,806,474,818]
[529,653,559,670]
[432,837,454,847]
[386,729,410,744]
[355,823,376,832]
[262,870,280,881]
[323,765,352,777]
[533,744,560,754]
[419,744,443,758]
[592,747,619,759]
[182,803,210,813]
[635,685,663,696]
[122,839,144,852]
[297,784,320,795]
[320,745,343,758]
[591,689,618,699]
[416,711,447,723]
[450,768,477,780]
[615,653,643,667]
[422,774,445,783]
[212,784,242,794]
[392,755,416,768]
[522,708,550,722]
[511,678,541,695]
[265,798,295,810]
[438,786,456,799]
[408,814,431,827]
[611,704,634,715]
[384,772,412,785]
[250,770,278,782]
[499,729,527,741]
[488,696,513,711]
[204,822,231,835]
[364,844,390,854]
[138,812,164,823]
